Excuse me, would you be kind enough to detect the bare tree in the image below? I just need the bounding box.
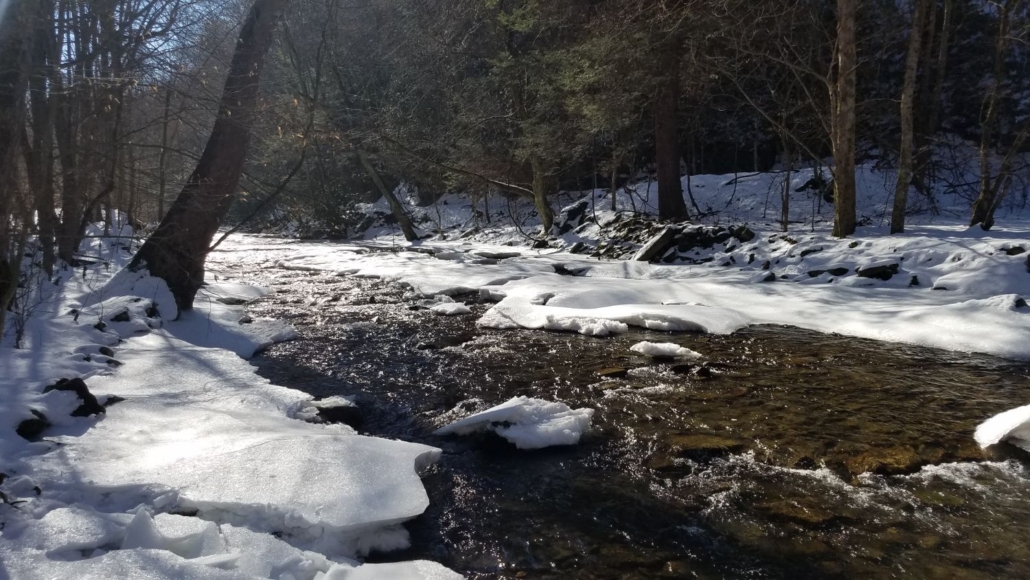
[891,0,930,234]
[971,0,1027,230]
[130,0,290,310]
[830,0,858,238]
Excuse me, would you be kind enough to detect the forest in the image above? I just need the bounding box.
[3,1,1030,295]
[3,1,1030,579]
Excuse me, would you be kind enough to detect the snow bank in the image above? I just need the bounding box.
[27,330,441,558]
[0,507,462,580]
[630,341,703,359]
[436,396,594,449]
[975,404,1030,450]
[1,232,460,580]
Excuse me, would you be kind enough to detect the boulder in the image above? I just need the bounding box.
[16,410,50,440]
[807,267,850,278]
[552,198,591,235]
[43,378,105,417]
[856,263,899,281]
[633,226,680,262]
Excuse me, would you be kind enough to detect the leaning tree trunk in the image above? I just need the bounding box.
[358,150,417,242]
[891,0,929,234]
[831,0,858,238]
[654,45,689,222]
[130,0,289,311]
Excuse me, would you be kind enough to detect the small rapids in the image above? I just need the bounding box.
[213,242,1030,579]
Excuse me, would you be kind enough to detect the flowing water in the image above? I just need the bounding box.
[212,240,1030,579]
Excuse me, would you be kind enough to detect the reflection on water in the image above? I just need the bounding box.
[232,259,1030,579]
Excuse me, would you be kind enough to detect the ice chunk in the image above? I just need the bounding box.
[429,302,472,316]
[122,510,226,559]
[436,396,594,449]
[629,341,703,360]
[974,404,1030,450]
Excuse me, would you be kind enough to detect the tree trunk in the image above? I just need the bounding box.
[831,0,858,238]
[0,0,33,326]
[972,0,1017,230]
[157,85,173,221]
[529,153,555,235]
[781,134,791,233]
[654,45,689,222]
[130,0,289,311]
[358,150,417,242]
[891,0,929,234]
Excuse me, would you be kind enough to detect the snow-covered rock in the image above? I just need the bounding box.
[629,341,703,360]
[436,396,594,449]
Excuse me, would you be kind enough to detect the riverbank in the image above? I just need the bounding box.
[0,232,460,579]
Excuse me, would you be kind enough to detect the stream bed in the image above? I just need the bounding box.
[212,240,1030,579]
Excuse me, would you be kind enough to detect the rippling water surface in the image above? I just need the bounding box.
[212,239,1030,579]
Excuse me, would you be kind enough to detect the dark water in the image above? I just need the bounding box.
[222,249,1030,579]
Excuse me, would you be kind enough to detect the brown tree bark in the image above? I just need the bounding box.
[891,0,929,234]
[358,150,418,242]
[654,45,689,222]
[157,85,174,221]
[831,0,858,238]
[529,153,556,234]
[130,0,289,311]
[0,0,33,326]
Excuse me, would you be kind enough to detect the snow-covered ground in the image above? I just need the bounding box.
[0,224,461,579]
[299,163,1029,359]
[263,221,1029,359]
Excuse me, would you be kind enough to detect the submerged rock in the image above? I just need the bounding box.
[666,433,748,460]
[844,447,927,473]
[596,367,629,379]
[755,499,847,528]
